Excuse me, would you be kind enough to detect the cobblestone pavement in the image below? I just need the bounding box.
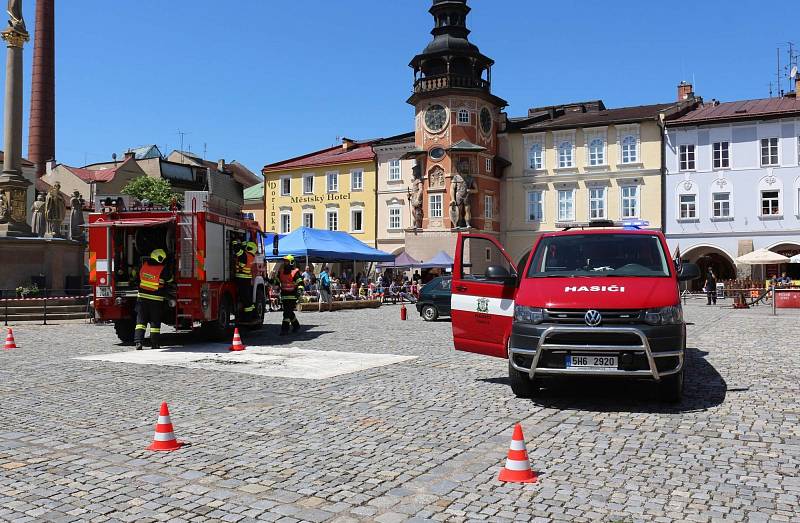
[0,302,798,523]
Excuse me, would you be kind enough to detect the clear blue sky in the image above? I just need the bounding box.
[3,0,798,173]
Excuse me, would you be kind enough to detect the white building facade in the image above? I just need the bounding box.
[664,97,800,283]
[374,133,416,256]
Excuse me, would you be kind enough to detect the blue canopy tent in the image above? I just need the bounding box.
[418,250,454,269]
[263,227,394,262]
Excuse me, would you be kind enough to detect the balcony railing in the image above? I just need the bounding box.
[413,74,490,94]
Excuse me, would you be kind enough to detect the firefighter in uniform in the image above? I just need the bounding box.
[134,249,172,351]
[233,239,256,321]
[276,255,303,335]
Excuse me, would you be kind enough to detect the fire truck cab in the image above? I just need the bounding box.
[451,221,701,402]
[87,188,268,344]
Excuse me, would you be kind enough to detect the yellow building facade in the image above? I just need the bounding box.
[262,140,378,246]
[499,100,694,262]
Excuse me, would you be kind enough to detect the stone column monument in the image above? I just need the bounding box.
[0,0,31,237]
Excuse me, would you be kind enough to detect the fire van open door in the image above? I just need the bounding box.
[451,233,518,359]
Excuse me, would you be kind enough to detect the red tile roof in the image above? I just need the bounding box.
[0,151,35,167]
[263,142,377,173]
[65,157,133,183]
[670,97,800,125]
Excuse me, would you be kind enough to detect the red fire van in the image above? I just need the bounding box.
[451,222,700,402]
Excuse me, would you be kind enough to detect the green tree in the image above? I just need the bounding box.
[121,177,181,206]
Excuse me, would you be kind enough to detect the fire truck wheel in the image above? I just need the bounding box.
[253,291,266,329]
[204,295,233,341]
[508,360,541,399]
[113,319,136,345]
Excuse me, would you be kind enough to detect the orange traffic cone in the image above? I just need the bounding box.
[3,328,17,350]
[146,402,182,451]
[228,328,246,352]
[498,423,538,483]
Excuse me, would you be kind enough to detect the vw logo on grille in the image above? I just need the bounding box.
[584,309,602,327]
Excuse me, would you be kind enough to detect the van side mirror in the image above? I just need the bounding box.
[677,262,701,282]
[486,265,516,285]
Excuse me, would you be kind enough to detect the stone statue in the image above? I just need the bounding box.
[6,0,25,35]
[44,181,66,237]
[0,192,10,223]
[69,191,85,241]
[408,175,424,229]
[30,193,45,237]
[450,173,474,228]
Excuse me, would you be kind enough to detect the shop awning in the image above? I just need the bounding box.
[85,217,175,228]
[264,227,394,262]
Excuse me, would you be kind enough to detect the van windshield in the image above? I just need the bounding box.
[527,234,671,278]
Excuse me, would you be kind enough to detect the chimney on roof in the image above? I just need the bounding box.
[123,150,135,160]
[46,159,55,175]
[677,81,694,101]
[217,159,225,172]
[342,137,355,151]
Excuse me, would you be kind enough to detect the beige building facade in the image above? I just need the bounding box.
[374,133,416,255]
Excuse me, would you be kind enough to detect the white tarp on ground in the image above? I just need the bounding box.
[76,345,416,380]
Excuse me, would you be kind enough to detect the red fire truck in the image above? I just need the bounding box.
[87,187,269,344]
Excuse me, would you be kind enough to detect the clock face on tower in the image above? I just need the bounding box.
[424,104,448,132]
[480,107,492,134]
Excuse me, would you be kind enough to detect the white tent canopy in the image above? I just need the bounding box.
[736,248,789,265]
[790,254,800,264]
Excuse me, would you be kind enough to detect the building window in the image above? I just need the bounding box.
[589,187,606,219]
[485,158,492,173]
[528,143,543,170]
[679,194,697,219]
[351,169,363,191]
[326,209,338,231]
[388,160,401,181]
[388,206,401,230]
[242,212,255,220]
[351,208,364,232]
[484,194,493,220]
[797,136,800,165]
[588,138,605,166]
[458,109,470,124]
[712,142,730,169]
[302,211,314,229]
[761,190,780,215]
[621,185,639,218]
[429,194,443,219]
[558,141,573,168]
[280,177,291,196]
[712,192,730,218]
[303,174,314,194]
[280,212,291,234]
[557,189,574,221]
[621,135,638,164]
[526,191,543,221]
[679,145,695,171]
[327,172,339,193]
[761,137,779,166]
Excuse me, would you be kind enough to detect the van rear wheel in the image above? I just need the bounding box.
[508,360,540,398]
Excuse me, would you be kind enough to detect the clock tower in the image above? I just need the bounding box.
[405,0,507,259]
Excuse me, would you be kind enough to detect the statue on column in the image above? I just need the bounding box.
[408,165,424,229]
[6,0,25,34]
[0,191,10,223]
[69,190,85,241]
[30,193,46,236]
[44,181,65,237]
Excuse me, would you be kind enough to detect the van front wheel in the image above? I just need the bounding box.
[508,360,540,398]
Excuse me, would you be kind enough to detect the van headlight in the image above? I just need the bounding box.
[644,305,683,325]
[514,306,544,324]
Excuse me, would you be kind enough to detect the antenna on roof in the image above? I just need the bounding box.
[177,129,190,161]
[203,142,207,161]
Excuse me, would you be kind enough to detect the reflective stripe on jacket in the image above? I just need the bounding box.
[235,251,254,279]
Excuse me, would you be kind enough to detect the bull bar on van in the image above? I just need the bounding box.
[509,325,684,381]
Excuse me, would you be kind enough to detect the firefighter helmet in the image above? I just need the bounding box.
[245,241,258,255]
[150,249,167,263]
